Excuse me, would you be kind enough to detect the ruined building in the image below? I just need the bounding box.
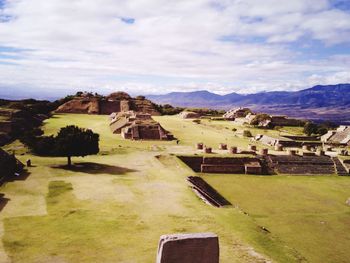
[110,111,173,140]
[179,111,201,119]
[321,126,350,145]
[223,107,252,120]
[0,148,24,183]
[56,92,160,116]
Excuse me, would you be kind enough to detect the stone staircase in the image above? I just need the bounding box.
[332,157,349,176]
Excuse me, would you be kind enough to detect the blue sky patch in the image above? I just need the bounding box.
[0,0,6,10]
[121,17,135,24]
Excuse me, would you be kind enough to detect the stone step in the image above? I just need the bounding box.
[332,157,349,176]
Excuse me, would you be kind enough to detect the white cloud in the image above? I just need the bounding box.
[0,0,350,97]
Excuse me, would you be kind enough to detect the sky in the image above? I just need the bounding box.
[0,0,350,98]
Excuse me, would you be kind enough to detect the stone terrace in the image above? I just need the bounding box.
[267,155,336,175]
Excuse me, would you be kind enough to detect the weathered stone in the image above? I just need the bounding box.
[204,147,212,154]
[275,144,283,151]
[229,146,237,154]
[288,149,297,156]
[248,145,257,151]
[259,148,268,156]
[302,145,311,151]
[316,149,325,156]
[196,143,204,150]
[219,143,227,150]
[156,233,219,263]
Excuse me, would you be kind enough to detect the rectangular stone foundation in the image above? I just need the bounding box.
[156,233,219,263]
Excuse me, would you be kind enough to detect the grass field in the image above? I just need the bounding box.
[0,113,349,262]
[203,174,350,263]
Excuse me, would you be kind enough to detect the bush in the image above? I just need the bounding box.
[243,130,252,137]
[304,122,330,136]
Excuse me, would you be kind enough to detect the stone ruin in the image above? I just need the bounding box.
[56,91,160,116]
[223,107,252,120]
[0,148,24,183]
[156,233,219,263]
[219,143,227,150]
[321,125,350,146]
[204,147,213,154]
[179,111,201,119]
[109,111,173,140]
[267,154,341,175]
[196,143,204,150]
[187,176,231,207]
[178,156,263,175]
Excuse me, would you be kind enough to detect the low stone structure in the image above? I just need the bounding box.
[187,176,231,207]
[204,147,212,154]
[156,233,219,263]
[0,148,24,183]
[178,156,263,175]
[219,143,227,150]
[259,149,268,156]
[255,134,298,147]
[223,107,252,120]
[179,111,201,119]
[287,149,297,156]
[321,126,350,145]
[267,155,336,175]
[229,147,238,154]
[248,145,257,151]
[109,111,173,140]
[316,149,325,156]
[196,143,204,150]
[275,144,283,151]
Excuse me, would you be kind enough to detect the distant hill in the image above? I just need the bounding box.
[147,84,350,123]
[147,84,350,108]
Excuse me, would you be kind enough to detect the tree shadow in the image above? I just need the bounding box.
[7,170,31,182]
[51,162,138,175]
[0,193,10,212]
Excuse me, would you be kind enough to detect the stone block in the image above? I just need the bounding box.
[156,233,219,263]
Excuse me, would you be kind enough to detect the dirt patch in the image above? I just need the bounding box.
[0,194,47,218]
[65,175,135,202]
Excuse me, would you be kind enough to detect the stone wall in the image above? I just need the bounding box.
[99,101,121,115]
[138,125,161,140]
[267,155,335,175]
[178,156,263,175]
[178,156,203,172]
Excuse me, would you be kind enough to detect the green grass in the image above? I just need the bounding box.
[203,174,350,263]
[0,113,348,262]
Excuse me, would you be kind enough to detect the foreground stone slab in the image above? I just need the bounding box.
[156,233,219,263]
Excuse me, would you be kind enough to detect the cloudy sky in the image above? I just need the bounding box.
[0,0,350,98]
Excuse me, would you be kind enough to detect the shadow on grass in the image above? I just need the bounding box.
[7,170,31,182]
[0,193,10,212]
[51,162,138,175]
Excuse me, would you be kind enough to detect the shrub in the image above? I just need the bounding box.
[243,130,252,137]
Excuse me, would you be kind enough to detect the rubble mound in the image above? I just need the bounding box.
[56,98,99,114]
[107,92,131,100]
[55,92,160,115]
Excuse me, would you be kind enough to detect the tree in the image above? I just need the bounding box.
[303,122,318,136]
[54,125,99,167]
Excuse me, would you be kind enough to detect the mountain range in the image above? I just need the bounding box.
[147,84,350,123]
